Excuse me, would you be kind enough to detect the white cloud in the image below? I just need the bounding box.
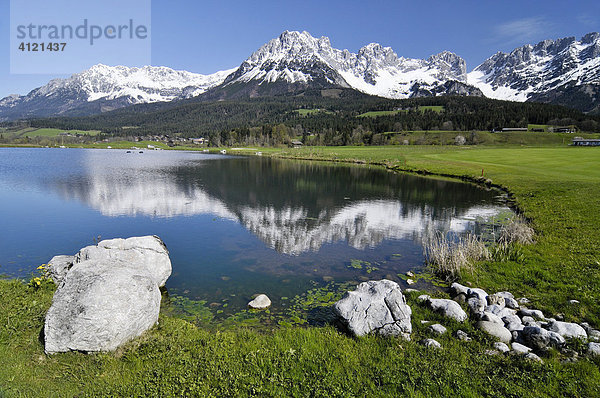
[493,17,550,45]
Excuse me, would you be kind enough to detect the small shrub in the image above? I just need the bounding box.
[499,216,534,245]
[424,231,490,281]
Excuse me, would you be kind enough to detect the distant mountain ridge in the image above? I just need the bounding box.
[1,30,599,121]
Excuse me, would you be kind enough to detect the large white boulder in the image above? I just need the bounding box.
[44,259,161,354]
[76,236,171,287]
[334,280,412,337]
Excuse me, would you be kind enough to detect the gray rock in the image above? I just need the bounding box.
[495,307,518,319]
[495,291,515,300]
[524,352,543,363]
[417,294,431,303]
[504,297,520,309]
[519,308,545,320]
[450,282,469,296]
[248,294,271,310]
[467,297,486,317]
[455,329,472,341]
[494,342,510,353]
[484,349,499,356]
[427,298,468,322]
[521,315,536,325]
[453,293,467,304]
[406,279,415,285]
[511,342,532,355]
[76,235,172,287]
[429,324,447,335]
[520,326,565,350]
[547,320,587,340]
[487,293,506,308]
[404,288,419,294]
[421,339,441,349]
[477,321,512,343]
[589,330,600,342]
[334,280,412,337]
[44,259,161,354]
[588,342,600,356]
[568,299,580,305]
[467,288,488,301]
[46,255,75,284]
[517,297,531,305]
[503,314,524,332]
[482,312,503,325]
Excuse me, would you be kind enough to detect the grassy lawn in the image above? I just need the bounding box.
[294,108,333,116]
[22,128,101,137]
[2,144,600,396]
[357,110,404,117]
[358,106,444,118]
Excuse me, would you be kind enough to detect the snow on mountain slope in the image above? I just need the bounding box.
[223,30,478,98]
[0,64,237,120]
[468,32,600,102]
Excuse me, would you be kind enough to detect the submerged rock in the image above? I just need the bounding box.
[248,294,272,310]
[334,280,412,337]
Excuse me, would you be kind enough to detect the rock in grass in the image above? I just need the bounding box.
[547,320,587,340]
[421,339,441,349]
[519,308,545,320]
[429,324,447,335]
[524,352,543,363]
[588,342,600,356]
[487,293,506,308]
[512,342,532,355]
[47,255,75,284]
[455,330,472,341]
[467,297,486,318]
[494,342,510,353]
[519,326,565,350]
[248,294,272,310]
[44,235,173,354]
[477,321,512,343]
[467,288,488,301]
[450,282,469,296]
[334,280,412,337]
[44,259,161,354]
[427,298,468,322]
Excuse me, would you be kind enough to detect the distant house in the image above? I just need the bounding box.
[191,138,205,145]
[290,140,303,148]
[550,126,577,133]
[571,137,600,146]
[501,128,528,132]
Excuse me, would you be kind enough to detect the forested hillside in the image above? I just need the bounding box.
[27,90,600,146]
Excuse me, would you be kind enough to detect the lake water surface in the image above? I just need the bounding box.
[0,148,512,315]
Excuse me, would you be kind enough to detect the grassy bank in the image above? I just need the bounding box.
[1,144,600,396]
[1,279,599,397]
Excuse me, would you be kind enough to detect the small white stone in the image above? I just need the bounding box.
[429,324,447,335]
[248,294,271,310]
[494,342,510,353]
[406,278,415,285]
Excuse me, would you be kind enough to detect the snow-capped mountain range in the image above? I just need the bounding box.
[1,30,599,120]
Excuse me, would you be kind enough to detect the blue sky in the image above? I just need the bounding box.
[1,0,599,98]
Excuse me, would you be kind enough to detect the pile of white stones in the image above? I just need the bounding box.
[334,280,600,363]
[417,282,600,362]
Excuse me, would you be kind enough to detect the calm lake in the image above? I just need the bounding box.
[0,148,511,316]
